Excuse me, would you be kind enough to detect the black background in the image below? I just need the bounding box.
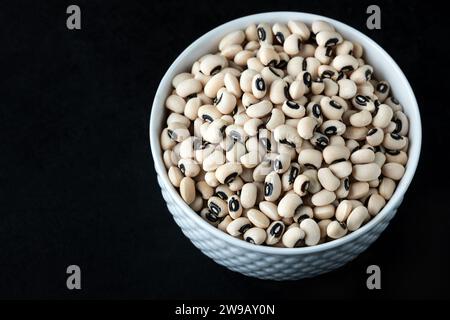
[0,0,448,299]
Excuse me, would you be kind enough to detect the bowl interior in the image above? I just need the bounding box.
[150,11,421,254]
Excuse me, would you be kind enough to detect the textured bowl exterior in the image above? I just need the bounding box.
[150,12,421,280]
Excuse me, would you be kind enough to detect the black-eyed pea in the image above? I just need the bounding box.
[314,205,335,220]
[208,196,228,217]
[247,208,270,229]
[304,57,321,79]
[379,177,396,200]
[383,133,407,150]
[274,124,303,149]
[240,69,258,93]
[277,193,302,218]
[201,208,220,226]
[168,166,184,188]
[350,148,375,164]
[228,176,243,192]
[203,149,225,171]
[166,111,191,127]
[368,178,380,188]
[243,118,263,137]
[349,110,372,127]
[240,183,257,209]
[311,189,336,206]
[281,162,301,191]
[240,151,262,169]
[320,96,344,120]
[318,167,340,191]
[240,168,254,183]
[323,145,350,164]
[167,122,190,143]
[351,94,375,112]
[196,181,214,199]
[314,45,333,64]
[299,218,321,246]
[246,100,273,118]
[178,159,201,178]
[292,174,309,196]
[172,72,193,88]
[270,79,290,104]
[352,163,381,182]
[343,126,368,141]
[244,24,258,41]
[372,104,394,128]
[198,104,222,123]
[298,149,322,169]
[175,78,202,98]
[215,90,236,115]
[215,162,243,184]
[335,177,350,198]
[184,97,202,120]
[335,199,352,222]
[346,206,369,231]
[386,150,408,165]
[336,40,353,55]
[227,217,252,237]
[227,195,243,219]
[323,78,339,96]
[161,128,177,150]
[247,57,265,72]
[352,42,364,58]
[261,66,284,86]
[327,220,348,239]
[273,153,291,174]
[347,181,369,200]
[223,72,242,97]
[332,54,359,72]
[367,193,386,216]
[257,23,273,45]
[214,184,232,200]
[345,139,360,153]
[180,176,196,204]
[393,111,409,136]
[199,54,226,76]
[321,120,346,136]
[217,215,232,232]
[318,219,332,238]
[316,30,343,47]
[287,20,310,40]
[165,95,186,114]
[374,81,390,103]
[205,171,220,188]
[264,171,282,201]
[297,116,318,140]
[221,44,243,60]
[219,30,245,51]
[302,169,322,193]
[310,132,329,150]
[288,80,307,100]
[329,135,346,147]
[282,227,305,248]
[366,128,384,146]
[337,78,357,99]
[266,108,286,131]
[190,195,204,211]
[382,162,405,180]
[281,100,305,119]
[194,142,215,163]
[350,65,373,84]
[283,34,302,56]
[265,221,285,245]
[258,45,280,66]
[312,20,335,34]
[272,23,291,45]
[251,73,267,99]
[244,227,266,245]
[253,160,272,182]
[286,56,304,77]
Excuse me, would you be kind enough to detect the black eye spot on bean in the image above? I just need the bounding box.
[245,237,255,244]
[279,138,296,148]
[339,221,347,229]
[374,99,381,108]
[264,182,273,196]
[186,93,197,100]
[390,133,403,140]
[344,178,350,191]
[228,198,240,212]
[325,46,333,57]
[276,60,287,69]
[302,59,307,71]
[275,32,285,44]
[367,128,377,136]
[284,85,292,100]
[296,214,309,222]
[214,93,223,105]
[393,119,402,134]
[202,114,214,122]
[269,66,280,76]
[330,100,342,109]
[297,38,302,51]
[324,126,337,135]
[386,149,400,155]
[209,202,221,215]
[313,104,322,118]
[376,83,388,93]
[270,222,284,237]
[239,224,251,234]
[274,159,283,170]
[231,106,238,116]
[341,65,354,72]
[210,65,222,75]
[257,27,266,41]
[229,130,241,142]
[322,70,334,78]
[167,129,177,140]
[260,137,272,151]
[301,181,310,193]
[331,158,346,165]
[256,78,265,91]
[225,172,238,184]
[336,71,345,81]
[179,163,186,175]
[206,211,219,222]
[325,38,338,47]
[215,191,228,200]
[287,100,300,109]
[303,72,312,87]
[391,97,399,104]
[364,69,372,80]
[355,95,367,106]
[315,136,328,150]
[288,167,299,184]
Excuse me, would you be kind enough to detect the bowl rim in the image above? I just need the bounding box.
[149,11,422,255]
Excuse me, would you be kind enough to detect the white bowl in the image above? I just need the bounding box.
[149,12,421,280]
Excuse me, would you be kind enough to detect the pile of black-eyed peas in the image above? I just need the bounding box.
[161,20,409,247]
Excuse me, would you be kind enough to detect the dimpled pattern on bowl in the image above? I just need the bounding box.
[157,174,397,280]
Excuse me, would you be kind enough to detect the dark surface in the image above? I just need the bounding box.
[0,0,448,299]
